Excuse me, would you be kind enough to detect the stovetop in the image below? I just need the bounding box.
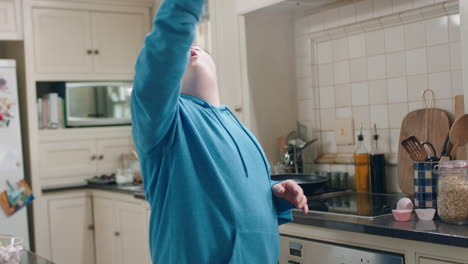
[304,191,407,220]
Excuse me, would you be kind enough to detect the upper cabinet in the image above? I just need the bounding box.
[236,0,276,14]
[0,0,23,40]
[31,7,149,78]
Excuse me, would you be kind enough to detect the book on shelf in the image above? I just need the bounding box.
[38,93,65,130]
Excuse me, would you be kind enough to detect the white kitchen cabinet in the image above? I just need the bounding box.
[31,7,148,76]
[39,135,133,187]
[32,8,93,74]
[45,192,95,264]
[236,0,276,14]
[419,258,465,264]
[0,0,23,40]
[96,137,134,176]
[93,195,149,264]
[91,11,146,74]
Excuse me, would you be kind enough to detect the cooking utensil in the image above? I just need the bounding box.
[401,136,429,162]
[422,141,439,161]
[440,133,451,161]
[271,173,328,196]
[449,114,468,158]
[454,95,466,160]
[398,89,451,195]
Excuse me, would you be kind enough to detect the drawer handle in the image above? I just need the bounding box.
[98,155,104,160]
[94,50,100,55]
[91,155,97,161]
[114,231,120,237]
[88,224,94,231]
[87,49,93,55]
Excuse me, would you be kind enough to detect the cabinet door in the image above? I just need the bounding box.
[115,202,149,264]
[419,257,465,264]
[32,8,93,73]
[0,0,22,39]
[48,196,95,264]
[96,136,134,176]
[91,11,148,74]
[93,197,117,264]
[40,139,97,187]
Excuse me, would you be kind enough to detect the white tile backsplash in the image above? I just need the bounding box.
[350,57,368,82]
[295,1,462,169]
[367,55,387,80]
[386,51,407,78]
[388,103,409,128]
[370,105,389,129]
[334,61,351,84]
[349,34,366,59]
[352,82,370,106]
[369,79,388,105]
[387,77,408,103]
[427,44,451,73]
[406,48,427,75]
[448,14,461,42]
[407,74,428,101]
[335,84,352,107]
[426,16,449,46]
[333,38,350,61]
[450,42,462,70]
[318,63,334,86]
[385,26,405,53]
[318,41,333,64]
[405,21,426,50]
[366,30,386,56]
[320,87,335,108]
[428,71,452,99]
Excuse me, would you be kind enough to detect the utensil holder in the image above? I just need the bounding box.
[413,162,439,209]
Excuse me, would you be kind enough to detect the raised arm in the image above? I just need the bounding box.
[131,0,205,152]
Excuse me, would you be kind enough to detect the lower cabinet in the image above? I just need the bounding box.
[43,190,151,264]
[44,192,95,264]
[93,195,150,264]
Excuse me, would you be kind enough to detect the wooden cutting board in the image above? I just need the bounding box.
[454,95,466,160]
[398,106,451,195]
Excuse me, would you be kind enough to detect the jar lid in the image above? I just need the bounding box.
[438,160,468,169]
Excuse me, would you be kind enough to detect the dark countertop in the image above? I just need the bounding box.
[43,185,468,248]
[42,183,146,200]
[21,250,54,264]
[290,209,468,248]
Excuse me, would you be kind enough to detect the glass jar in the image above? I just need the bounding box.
[435,161,468,225]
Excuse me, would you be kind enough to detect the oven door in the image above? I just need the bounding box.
[280,235,404,264]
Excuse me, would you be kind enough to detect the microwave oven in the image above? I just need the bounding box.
[65,82,132,127]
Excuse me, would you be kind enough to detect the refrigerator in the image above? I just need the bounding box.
[0,59,30,249]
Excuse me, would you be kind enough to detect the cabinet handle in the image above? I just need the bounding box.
[98,155,104,160]
[87,49,93,55]
[94,50,100,55]
[88,224,94,231]
[91,155,97,161]
[114,231,120,237]
[234,105,242,113]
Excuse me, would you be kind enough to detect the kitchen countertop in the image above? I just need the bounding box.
[20,249,54,264]
[42,183,146,200]
[43,185,468,248]
[291,209,468,248]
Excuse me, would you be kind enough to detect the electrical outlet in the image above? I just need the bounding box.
[335,118,354,146]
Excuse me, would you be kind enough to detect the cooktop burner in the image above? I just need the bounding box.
[305,192,407,219]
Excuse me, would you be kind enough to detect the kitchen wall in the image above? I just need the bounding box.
[294,0,461,186]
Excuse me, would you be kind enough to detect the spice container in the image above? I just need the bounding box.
[435,161,468,225]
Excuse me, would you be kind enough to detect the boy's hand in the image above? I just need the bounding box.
[272,180,309,214]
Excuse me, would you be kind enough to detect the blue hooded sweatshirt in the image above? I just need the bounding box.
[131,0,293,263]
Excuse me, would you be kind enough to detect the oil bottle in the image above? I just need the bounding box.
[370,124,386,193]
[354,125,370,192]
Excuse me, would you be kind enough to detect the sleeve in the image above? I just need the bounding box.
[271,180,295,225]
[131,0,206,153]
